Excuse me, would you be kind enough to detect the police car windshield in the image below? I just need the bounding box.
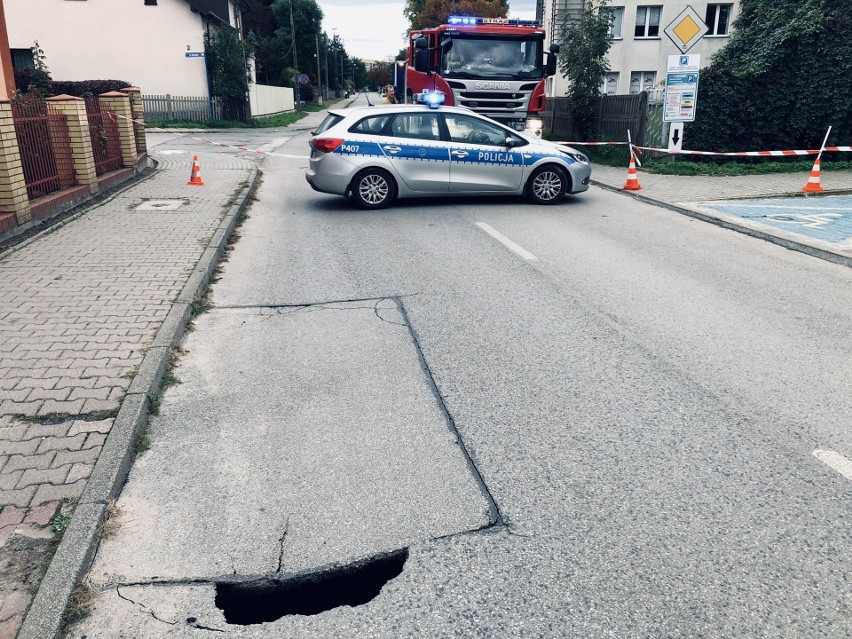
[440,36,543,80]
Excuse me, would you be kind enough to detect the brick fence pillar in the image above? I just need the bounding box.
[45,94,98,194]
[120,87,146,154]
[0,100,31,225]
[98,92,137,168]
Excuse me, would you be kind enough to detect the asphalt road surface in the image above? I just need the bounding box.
[71,116,852,638]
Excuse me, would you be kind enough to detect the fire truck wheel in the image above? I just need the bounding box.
[526,165,568,204]
[351,168,397,209]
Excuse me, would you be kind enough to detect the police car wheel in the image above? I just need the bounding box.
[526,165,568,204]
[352,169,396,209]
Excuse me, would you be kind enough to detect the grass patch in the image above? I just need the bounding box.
[134,423,151,457]
[98,501,122,541]
[64,577,98,628]
[544,135,852,176]
[190,289,213,318]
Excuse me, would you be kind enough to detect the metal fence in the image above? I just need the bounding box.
[544,91,662,146]
[84,97,123,175]
[11,94,76,201]
[142,94,249,123]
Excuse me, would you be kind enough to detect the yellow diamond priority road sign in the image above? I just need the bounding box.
[664,5,709,54]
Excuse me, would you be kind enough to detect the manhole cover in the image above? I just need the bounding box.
[136,199,185,211]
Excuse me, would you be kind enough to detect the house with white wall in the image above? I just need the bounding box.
[538,0,738,98]
[5,0,248,97]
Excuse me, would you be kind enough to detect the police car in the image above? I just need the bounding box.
[306,91,591,209]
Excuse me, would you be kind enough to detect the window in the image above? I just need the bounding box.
[603,73,619,95]
[390,113,441,141]
[444,114,516,146]
[314,113,344,135]
[629,71,656,94]
[144,0,158,5]
[705,4,732,35]
[10,49,34,70]
[634,6,661,38]
[608,7,624,39]
[349,115,390,136]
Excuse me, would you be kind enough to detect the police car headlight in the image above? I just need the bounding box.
[559,149,588,163]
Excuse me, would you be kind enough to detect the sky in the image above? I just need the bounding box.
[315,0,538,61]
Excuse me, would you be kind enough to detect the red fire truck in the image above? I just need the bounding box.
[407,16,560,134]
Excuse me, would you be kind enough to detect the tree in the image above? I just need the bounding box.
[404,0,508,31]
[205,26,253,99]
[689,0,852,152]
[557,0,612,140]
[271,0,324,87]
[352,59,368,90]
[367,63,393,90]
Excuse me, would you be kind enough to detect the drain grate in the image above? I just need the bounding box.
[214,549,408,624]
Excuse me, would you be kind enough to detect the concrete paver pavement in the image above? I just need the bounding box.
[0,150,254,639]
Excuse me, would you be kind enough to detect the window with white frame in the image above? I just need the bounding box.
[629,71,656,94]
[705,4,733,35]
[603,73,619,95]
[634,6,662,38]
[608,7,624,39]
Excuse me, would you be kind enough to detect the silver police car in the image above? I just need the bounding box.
[306,93,591,209]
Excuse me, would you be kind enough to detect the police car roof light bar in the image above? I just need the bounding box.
[418,90,445,109]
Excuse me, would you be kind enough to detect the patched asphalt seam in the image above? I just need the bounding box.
[391,296,505,529]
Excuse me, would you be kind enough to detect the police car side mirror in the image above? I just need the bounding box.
[505,136,523,148]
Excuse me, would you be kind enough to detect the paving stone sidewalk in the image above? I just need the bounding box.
[0,151,254,639]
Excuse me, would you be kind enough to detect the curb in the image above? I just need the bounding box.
[592,179,852,269]
[16,166,260,639]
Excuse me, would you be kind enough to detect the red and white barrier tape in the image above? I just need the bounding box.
[555,140,852,157]
[116,114,309,159]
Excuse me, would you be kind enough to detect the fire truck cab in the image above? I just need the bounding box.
[408,16,560,134]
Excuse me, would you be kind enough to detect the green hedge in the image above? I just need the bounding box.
[13,69,132,98]
[690,0,851,152]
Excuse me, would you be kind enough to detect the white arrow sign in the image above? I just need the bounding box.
[668,122,684,153]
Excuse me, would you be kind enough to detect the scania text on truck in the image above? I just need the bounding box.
[408,16,559,134]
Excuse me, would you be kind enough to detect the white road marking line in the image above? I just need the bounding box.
[813,449,852,481]
[476,223,538,261]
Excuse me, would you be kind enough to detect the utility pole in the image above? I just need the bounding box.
[315,33,322,105]
[288,0,300,110]
[324,38,329,100]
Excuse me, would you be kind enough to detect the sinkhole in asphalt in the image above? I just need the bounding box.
[214,549,408,624]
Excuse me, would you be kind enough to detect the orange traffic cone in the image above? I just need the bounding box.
[622,153,642,191]
[187,155,204,186]
[802,157,823,193]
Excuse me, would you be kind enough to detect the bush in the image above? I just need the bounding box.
[691,0,851,152]
[13,75,132,98]
[49,80,133,97]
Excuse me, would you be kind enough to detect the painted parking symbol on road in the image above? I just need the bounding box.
[698,195,852,244]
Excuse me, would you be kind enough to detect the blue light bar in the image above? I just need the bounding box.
[418,90,445,109]
[446,15,541,27]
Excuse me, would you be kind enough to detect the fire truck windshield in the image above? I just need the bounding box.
[440,37,544,80]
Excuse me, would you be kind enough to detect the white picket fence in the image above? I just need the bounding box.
[142,94,249,122]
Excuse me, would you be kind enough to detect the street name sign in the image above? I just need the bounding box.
[185,52,206,58]
[664,6,709,54]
